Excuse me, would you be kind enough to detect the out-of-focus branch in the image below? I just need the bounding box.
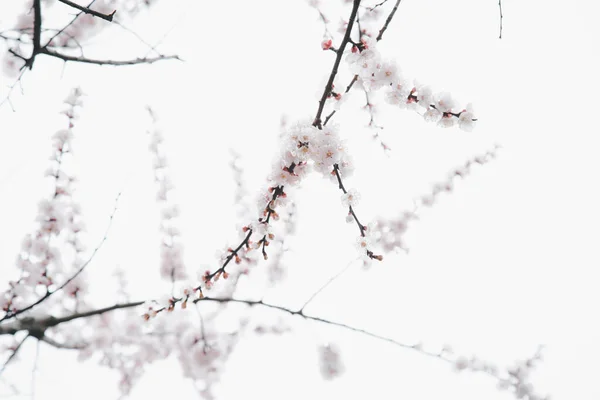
[46,301,144,327]
[498,0,503,38]
[313,0,362,128]
[58,0,116,22]
[0,191,122,323]
[0,335,29,377]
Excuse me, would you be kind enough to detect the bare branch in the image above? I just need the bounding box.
[40,48,180,66]
[376,0,402,41]
[29,0,42,69]
[58,0,116,22]
[39,336,85,350]
[299,259,357,313]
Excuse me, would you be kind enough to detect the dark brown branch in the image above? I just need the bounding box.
[46,301,144,327]
[58,0,116,22]
[376,0,401,41]
[332,164,366,237]
[323,75,359,127]
[40,48,180,65]
[312,0,362,128]
[29,0,42,69]
[46,0,97,48]
[196,296,446,361]
[365,0,389,11]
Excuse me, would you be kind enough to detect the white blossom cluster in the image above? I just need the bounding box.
[148,112,188,282]
[46,295,242,398]
[318,343,345,380]
[271,121,354,186]
[1,88,88,316]
[453,349,548,400]
[337,36,476,131]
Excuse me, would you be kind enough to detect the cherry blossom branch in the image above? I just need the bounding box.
[156,294,546,398]
[0,190,122,323]
[373,145,500,253]
[313,0,362,128]
[58,0,116,22]
[333,164,382,262]
[376,0,401,41]
[46,0,99,48]
[363,90,391,151]
[0,292,547,399]
[147,108,187,283]
[365,0,390,12]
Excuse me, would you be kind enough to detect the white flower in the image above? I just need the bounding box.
[434,92,457,113]
[384,80,411,107]
[371,61,399,90]
[458,106,476,131]
[341,189,360,207]
[454,356,469,371]
[437,115,456,128]
[345,48,377,68]
[415,83,434,107]
[318,343,344,380]
[355,235,371,251]
[423,108,442,123]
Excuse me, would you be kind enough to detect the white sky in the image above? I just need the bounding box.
[1,0,600,399]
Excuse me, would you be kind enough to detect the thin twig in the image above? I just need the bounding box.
[498,0,503,39]
[376,0,401,41]
[46,0,98,47]
[58,0,116,22]
[0,335,29,377]
[29,0,42,69]
[299,259,357,313]
[40,48,180,66]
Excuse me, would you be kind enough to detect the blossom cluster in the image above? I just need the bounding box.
[1,88,88,316]
[453,348,548,400]
[147,110,188,282]
[318,342,344,380]
[327,35,476,131]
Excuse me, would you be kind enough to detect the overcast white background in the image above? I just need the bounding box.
[1,0,600,399]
